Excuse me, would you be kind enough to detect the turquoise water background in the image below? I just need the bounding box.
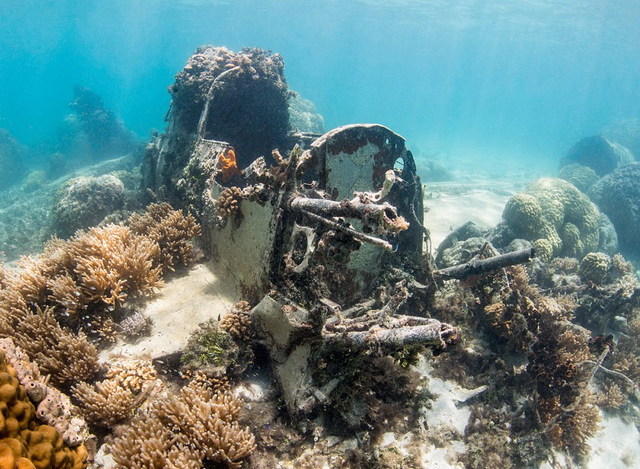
[1,0,639,172]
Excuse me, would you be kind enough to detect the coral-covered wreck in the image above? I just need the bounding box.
[2,45,640,469]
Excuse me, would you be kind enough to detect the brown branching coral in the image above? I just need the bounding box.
[596,381,628,410]
[64,224,163,307]
[72,359,157,427]
[2,256,48,304]
[544,392,601,458]
[128,202,201,271]
[219,301,254,341]
[72,379,144,428]
[215,187,243,221]
[12,307,100,387]
[109,381,255,468]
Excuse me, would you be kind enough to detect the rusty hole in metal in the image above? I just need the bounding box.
[291,231,309,266]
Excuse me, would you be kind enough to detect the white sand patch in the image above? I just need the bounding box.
[102,262,238,360]
[413,358,487,468]
[424,178,529,249]
[585,413,640,469]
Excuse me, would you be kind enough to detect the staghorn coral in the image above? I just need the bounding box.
[72,359,157,428]
[2,257,48,305]
[71,380,142,428]
[11,307,100,387]
[109,381,255,468]
[440,260,602,462]
[544,392,601,458]
[595,381,628,410]
[105,359,157,393]
[128,203,201,272]
[62,224,163,307]
[498,178,602,260]
[0,350,88,469]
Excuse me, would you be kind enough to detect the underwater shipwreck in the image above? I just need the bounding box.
[1,45,640,469]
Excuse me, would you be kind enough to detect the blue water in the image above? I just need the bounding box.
[1,0,639,172]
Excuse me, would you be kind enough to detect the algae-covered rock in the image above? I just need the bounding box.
[588,162,640,259]
[169,46,290,167]
[53,174,125,238]
[436,237,488,268]
[498,178,601,260]
[560,135,634,176]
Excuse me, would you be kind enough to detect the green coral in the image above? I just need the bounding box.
[579,252,611,284]
[502,178,601,259]
[558,164,599,193]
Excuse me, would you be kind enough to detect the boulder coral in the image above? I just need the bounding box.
[588,162,640,259]
[557,163,599,193]
[52,175,125,239]
[560,135,634,176]
[499,178,602,260]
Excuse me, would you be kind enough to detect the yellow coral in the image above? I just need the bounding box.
[0,352,87,469]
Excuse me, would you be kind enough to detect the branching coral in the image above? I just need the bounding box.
[12,307,100,387]
[72,359,157,427]
[65,224,163,307]
[437,259,602,463]
[128,202,201,272]
[215,187,243,221]
[109,381,255,468]
[219,301,254,341]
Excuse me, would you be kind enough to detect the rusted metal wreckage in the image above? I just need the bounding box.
[144,120,534,417]
[142,47,533,417]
